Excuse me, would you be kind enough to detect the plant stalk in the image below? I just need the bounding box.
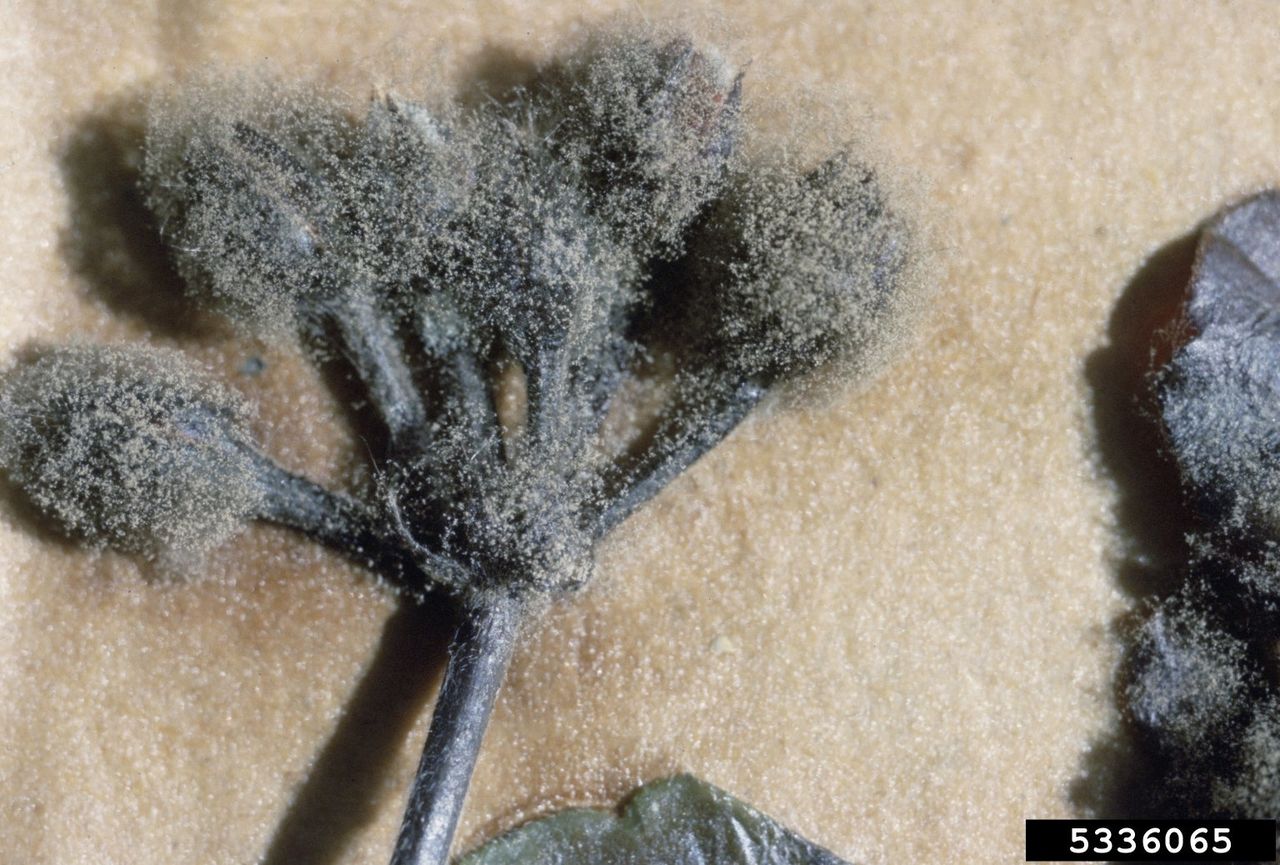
[390,592,525,865]
[333,296,430,455]
[235,446,433,590]
[449,350,500,464]
[595,378,764,536]
[525,344,571,450]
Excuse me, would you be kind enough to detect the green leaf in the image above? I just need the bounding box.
[458,774,852,865]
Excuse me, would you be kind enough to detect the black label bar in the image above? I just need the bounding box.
[1025,819,1276,861]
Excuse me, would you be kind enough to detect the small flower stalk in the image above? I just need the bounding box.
[0,28,920,865]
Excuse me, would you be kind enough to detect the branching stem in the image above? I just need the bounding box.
[245,449,426,592]
[449,350,500,463]
[526,344,572,451]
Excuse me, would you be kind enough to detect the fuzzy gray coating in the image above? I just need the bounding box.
[1213,698,1280,817]
[131,33,918,606]
[1126,599,1253,755]
[143,94,357,329]
[1233,545,1280,600]
[417,111,641,365]
[546,33,742,260]
[346,96,472,305]
[0,346,263,556]
[388,424,598,598]
[689,153,911,383]
[1160,332,1280,536]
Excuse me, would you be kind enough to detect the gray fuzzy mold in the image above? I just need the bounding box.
[1126,599,1253,755]
[143,89,359,330]
[7,28,927,865]
[689,152,911,383]
[0,345,263,556]
[1213,698,1280,816]
[1159,332,1280,536]
[543,32,742,260]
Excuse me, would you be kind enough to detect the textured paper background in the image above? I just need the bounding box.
[2,1,1276,863]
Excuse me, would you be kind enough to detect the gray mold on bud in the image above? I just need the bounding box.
[347,95,471,296]
[142,92,355,329]
[420,112,641,364]
[25,32,928,865]
[0,346,264,556]
[689,152,912,383]
[548,32,742,260]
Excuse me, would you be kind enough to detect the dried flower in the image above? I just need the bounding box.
[0,28,920,865]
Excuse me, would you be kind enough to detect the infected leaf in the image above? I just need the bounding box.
[460,775,851,865]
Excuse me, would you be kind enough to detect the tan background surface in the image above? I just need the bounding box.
[1,1,1274,863]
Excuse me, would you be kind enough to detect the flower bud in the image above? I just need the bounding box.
[0,346,264,555]
[425,115,639,363]
[689,153,912,384]
[348,95,469,294]
[143,96,350,329]
[551,33,742,259]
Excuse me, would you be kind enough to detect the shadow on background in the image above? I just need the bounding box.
[57,96,221,339]
[1084,232,1199,598]
[1071,232,1201,819]
[453,44,542,106]
[262,599,455,865]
